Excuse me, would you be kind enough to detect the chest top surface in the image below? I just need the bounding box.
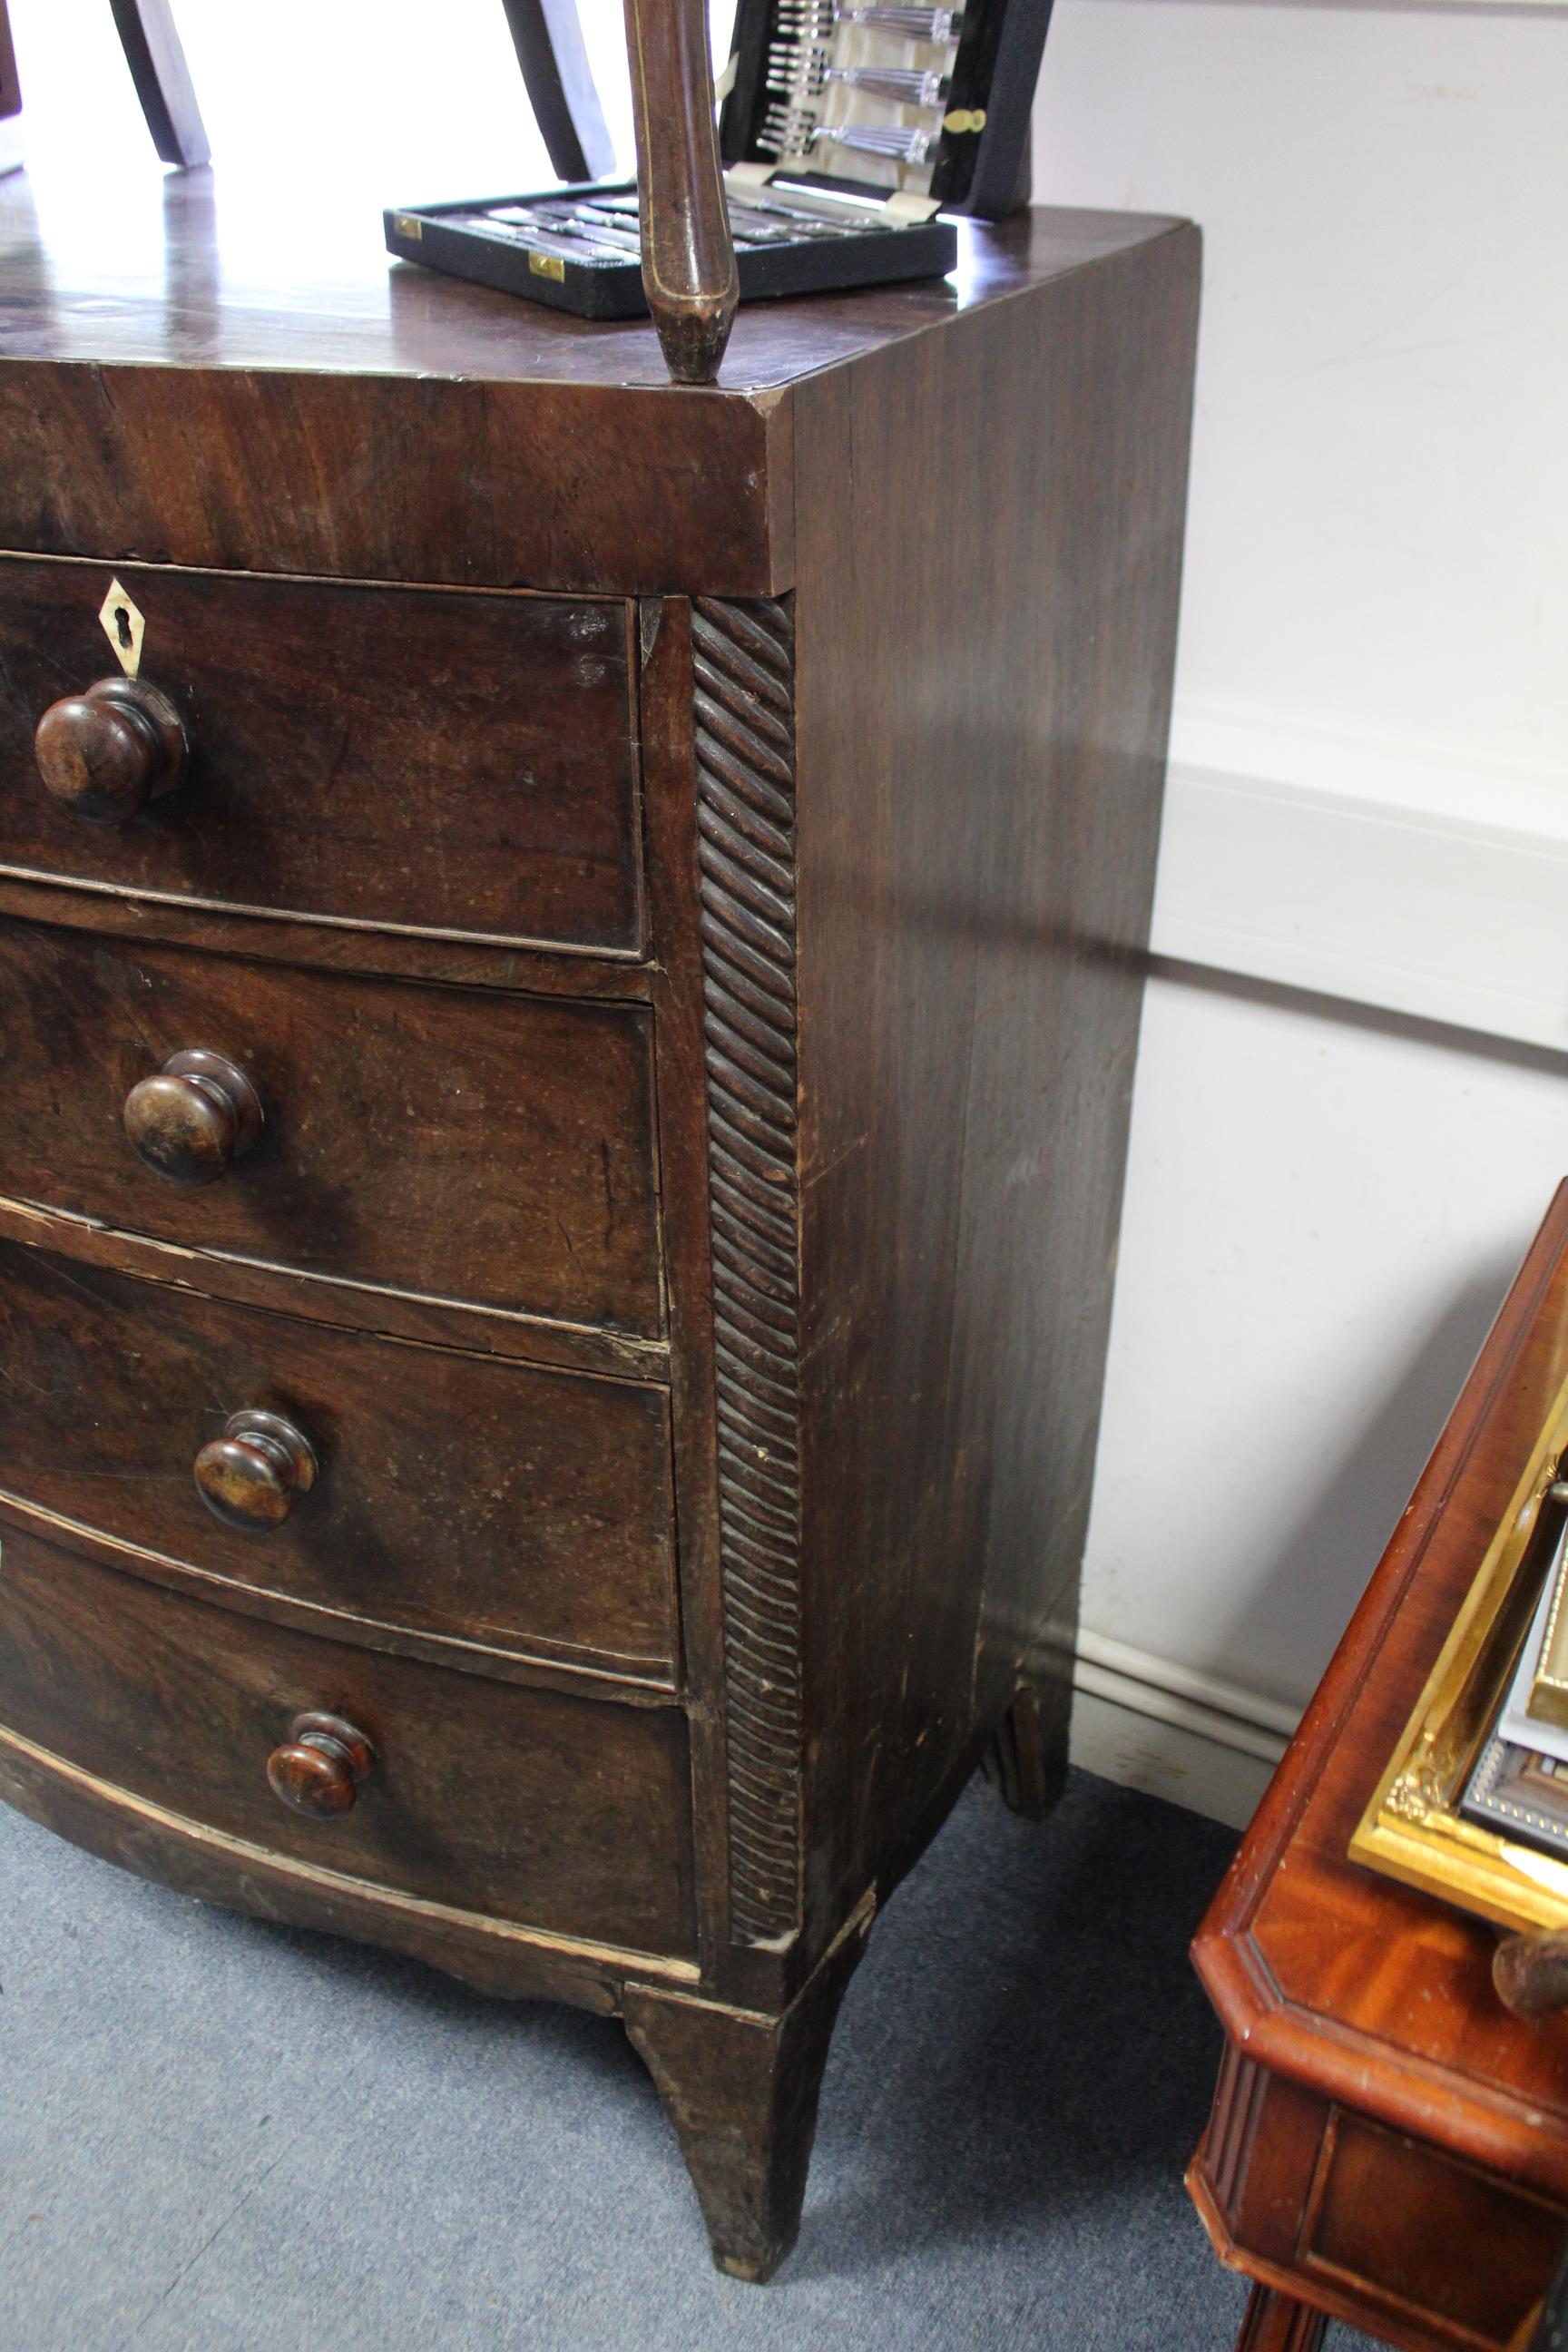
[0,168,1193,598]
[0,169,1176,392]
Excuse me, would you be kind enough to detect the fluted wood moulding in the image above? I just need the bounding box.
[691,595,804,1944]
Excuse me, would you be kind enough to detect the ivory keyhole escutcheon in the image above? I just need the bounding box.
[99,578,146,677]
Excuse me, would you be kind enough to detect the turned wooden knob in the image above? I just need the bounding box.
[1494,1930,1568,2016]
[267,1712,375,1818]
[34,675,188,823]
[122,1047,264,1185]
[194,1409,318,1530]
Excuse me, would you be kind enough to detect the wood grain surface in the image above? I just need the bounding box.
[0,866,658,1009]
[635,594,736,1968]
[624,1898,873,2282]
[0,1518,698,1957]
[0,172,1182,593]
[0,1716,690,2007]
[0,1241,679,1681]
[1236,2285,1328,2352]
[788,219,1200,1955]
[0,557,642,951]
[0,916,662,1338]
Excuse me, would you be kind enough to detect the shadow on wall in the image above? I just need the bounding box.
[1153,955,1553,1709]
[1216,1265,1519,1706]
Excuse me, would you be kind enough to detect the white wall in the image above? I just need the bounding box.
[4,0,632,221]
[1036,0,1568,774]
[1032,0,1568,1821]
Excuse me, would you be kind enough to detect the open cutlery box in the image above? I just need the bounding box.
[384,0,1054,320]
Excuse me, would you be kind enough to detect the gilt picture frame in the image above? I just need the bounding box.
[1352,1365,1568,1933]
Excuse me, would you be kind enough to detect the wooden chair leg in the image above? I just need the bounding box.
[622,1906,872,2280]
[109,0,210,168]
[620,0,738,383]
[1234,2282,1329,2351]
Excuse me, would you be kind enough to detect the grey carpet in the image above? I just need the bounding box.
[0,1768,1374,2351]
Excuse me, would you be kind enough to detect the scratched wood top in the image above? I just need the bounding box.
[0,169,1181,392]
[0,168,1193,600]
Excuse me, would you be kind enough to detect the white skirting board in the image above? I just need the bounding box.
[1068,1630,1295,1832]
[1069,1690,1276,1832]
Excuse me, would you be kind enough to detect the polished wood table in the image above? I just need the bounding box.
[1189,1186,1568,2350]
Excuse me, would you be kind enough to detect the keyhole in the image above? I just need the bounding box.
[114,605,133,651]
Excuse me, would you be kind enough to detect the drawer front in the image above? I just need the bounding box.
[0,1244,677,1679]
[0,558,642,951]
[0,919,662,1338]
[0,1523,697,1959]
[1302,2109,1562,2347]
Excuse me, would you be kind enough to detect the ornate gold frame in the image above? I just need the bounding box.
[1351,1367,1568,1933]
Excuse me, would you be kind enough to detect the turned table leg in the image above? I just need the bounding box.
[1235,2282,1329,2351]
[623,1906,872,2280]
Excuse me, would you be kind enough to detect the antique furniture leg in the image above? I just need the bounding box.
[623,1904,874,2279]
[622,0,739,382]
[499,0,616,184]
[985,1669,1072,1822]
[1235,2283,1328,2352]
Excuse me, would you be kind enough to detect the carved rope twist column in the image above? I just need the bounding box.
[691,595,804,1944]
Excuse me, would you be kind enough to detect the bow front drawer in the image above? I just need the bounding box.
[0,557,642,953]
[0,1242,678,1681]
[0,1522,696,1963]
[0,916,662,1341]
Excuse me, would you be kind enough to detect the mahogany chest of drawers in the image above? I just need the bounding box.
[0,176,1197,2278]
